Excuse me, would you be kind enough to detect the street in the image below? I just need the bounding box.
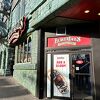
[0,76,38,100]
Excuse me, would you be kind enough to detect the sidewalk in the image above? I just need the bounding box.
[0,76,39,100]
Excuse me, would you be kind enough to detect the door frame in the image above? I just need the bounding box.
[45,48,95,100]
[69,52,94,100]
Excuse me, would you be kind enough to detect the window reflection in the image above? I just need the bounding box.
[72,53,91,96]
[72,54,90,73]
[28,37,31,62]
[0,52,2,68]
[17,35,32,63]
[20,43,24,63]
[24,40,28,63]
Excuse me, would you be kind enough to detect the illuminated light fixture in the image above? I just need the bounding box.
[98,13,100,16]
[84,10,90,13]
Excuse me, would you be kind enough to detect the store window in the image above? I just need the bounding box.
[17,44,22,63]
[0,52,2,68]
[24,40,28,63]
[17,36,32,63]
[11,0,25,28]
[3,50,6,69]
[27,37,31,62]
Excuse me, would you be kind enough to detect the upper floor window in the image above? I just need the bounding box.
[11,0,25,28]
[56,27,66,36]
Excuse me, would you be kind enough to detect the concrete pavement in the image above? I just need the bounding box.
[0,76,39,100]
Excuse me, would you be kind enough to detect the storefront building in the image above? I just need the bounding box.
[7,0,100,100]
[7,0,39,96]
[0,44,8,75]
[44,25,96,100]
[0,0,11,76]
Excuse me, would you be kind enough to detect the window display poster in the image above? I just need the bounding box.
[47,54,51,97]
[53,54,70,97]
[47,54,70,98]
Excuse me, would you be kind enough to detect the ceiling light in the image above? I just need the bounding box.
[84,10,90,13]
[98,13,100,16]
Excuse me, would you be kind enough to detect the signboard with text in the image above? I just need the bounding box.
[47,35,91,47]
[8,16,26,44]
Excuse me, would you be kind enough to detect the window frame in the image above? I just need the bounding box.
[16,35,32,64]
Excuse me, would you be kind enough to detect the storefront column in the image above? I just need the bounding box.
[36,29,45,99]
[1,50,4,75]
[92,22,100,100]
[14,46,18,64]
[4,48,11,76]
[31,30,39,66]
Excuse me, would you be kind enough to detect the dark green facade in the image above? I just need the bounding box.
[7,0,71,97]
[6,0,100,100]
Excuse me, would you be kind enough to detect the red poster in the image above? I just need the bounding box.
[47,35,91,47]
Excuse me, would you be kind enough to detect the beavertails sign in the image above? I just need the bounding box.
[47,35,91,47]
[8,16,27,44]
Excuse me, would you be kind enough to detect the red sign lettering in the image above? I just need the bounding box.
[47,35,91,47]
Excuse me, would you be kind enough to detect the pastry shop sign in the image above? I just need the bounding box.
[8,16,26,44]
[47,35,91,47]
[76,60,83,64]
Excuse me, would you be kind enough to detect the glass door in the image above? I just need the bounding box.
[46,52,93,100]
[71,53,93,100]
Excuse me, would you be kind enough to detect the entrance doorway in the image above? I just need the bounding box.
[71,53,93,100]
[8,47,15,76]
[46,51,94,100]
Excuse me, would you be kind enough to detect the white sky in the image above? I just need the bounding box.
[0,0,3,2]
